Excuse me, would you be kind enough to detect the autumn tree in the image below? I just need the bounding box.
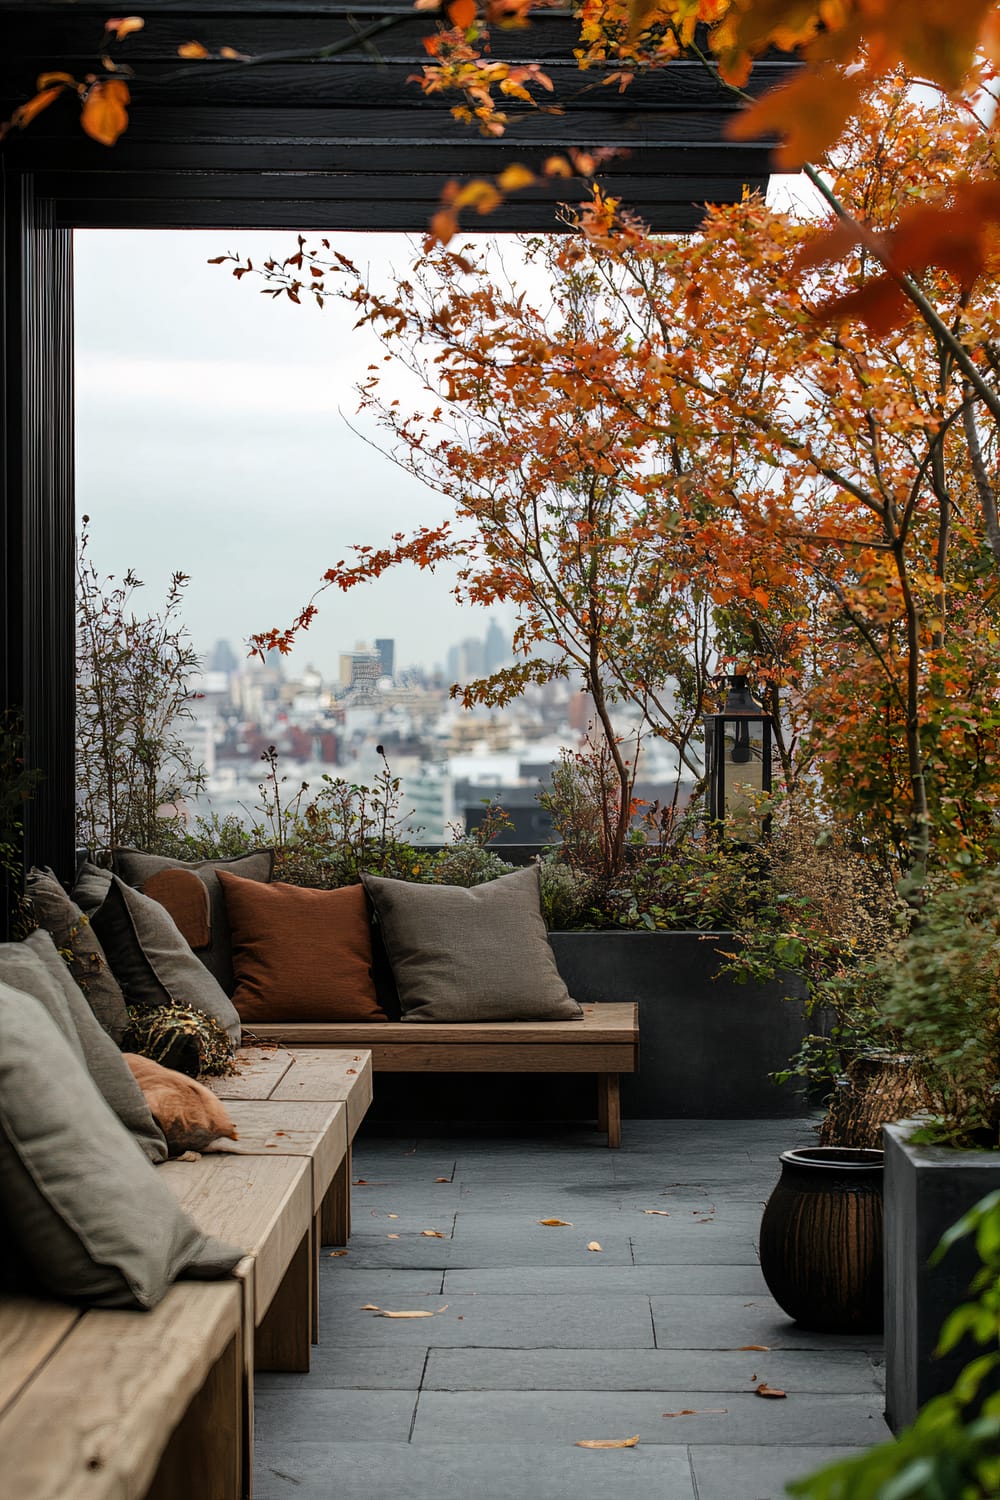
[223,73,1000,875]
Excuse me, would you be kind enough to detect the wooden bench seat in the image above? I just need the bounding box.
[246,1003,638,1147]
[0,1281,246,1500]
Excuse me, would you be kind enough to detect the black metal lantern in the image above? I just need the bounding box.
[704,673,774,838]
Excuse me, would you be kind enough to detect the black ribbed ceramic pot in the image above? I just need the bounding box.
[759,1146,884,1333]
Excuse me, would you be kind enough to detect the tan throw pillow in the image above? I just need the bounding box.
[361,866,583,1023]
[124,1055,239,1155]
[217,874,387,1024]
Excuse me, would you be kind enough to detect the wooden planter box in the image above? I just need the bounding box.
[548,930,810,1119]
[883,1120,1000,1431]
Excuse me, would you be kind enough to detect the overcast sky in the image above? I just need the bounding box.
[74,228,520,679]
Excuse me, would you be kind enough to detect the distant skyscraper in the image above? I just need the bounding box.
[375,638,395,679]
[484,618,509,675]
[208,638,239,674]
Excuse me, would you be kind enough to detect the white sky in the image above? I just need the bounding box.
[74,178,814,680]
[74,228,520,678]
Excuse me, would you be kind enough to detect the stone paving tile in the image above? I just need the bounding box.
[257,1346,428,1391]
[630,1230,761,1265]
[254,1441,697,1500]
[410,1390,888,1447]
[650,1294,885,1353]
[690,1443,873,1500]
[254,1388,417,1445]
[318,1266,444,1297]
[423,1348,883,1394]
[441,1263,770,1295]
[318,1290,656,1348]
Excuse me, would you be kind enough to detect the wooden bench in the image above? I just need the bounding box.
[0,1281,246,1500]
[246,1003,638,1148]
[0,1045,373,1500]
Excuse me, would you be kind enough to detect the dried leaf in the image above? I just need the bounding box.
[219,46,250,60]
[329,1250,347,1257]
[80,79,130,145]
[575,1435,639,1449]
[388,1214,399,1219]
[498,164,535,192]
[434,1177,450,1183]
[361,1304,380,1310]
[177,41,209,59]
[587,1241,602,1252]
[537,1218,573,1227]
[738,1345,770,1351]
[756,1384,787,1399]
[106,16,144,41]
[642,1209,670,1216]
[421,1229,446,1238]
[377,1309,436,1319]
[662,1408,728,1417]
[387,1233,400,1239]
[354,1178,369,1185]
[448,0,477,27]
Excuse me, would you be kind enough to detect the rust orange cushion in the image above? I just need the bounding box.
[216,874,386,1023]
[143,869,212,951]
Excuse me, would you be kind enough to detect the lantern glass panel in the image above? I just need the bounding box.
[723,720,766,838]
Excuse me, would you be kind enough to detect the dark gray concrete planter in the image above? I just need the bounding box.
[883,1120,1000,1431]
[548,930,810,1119]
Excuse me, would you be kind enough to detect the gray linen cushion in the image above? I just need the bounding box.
[0,931,167,1164]
[0,985,242,1308]
[25,865,130,1043]
[91,877,241,1046]
[362,866,583,1023]
[113,848,274,994]
[71,859,113,915]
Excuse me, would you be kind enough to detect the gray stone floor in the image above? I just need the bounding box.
[255,1118,888,1500]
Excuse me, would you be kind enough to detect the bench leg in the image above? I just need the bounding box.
[322,1145,352,1247]
[311,1208,321,1345]
[146,1329,243,1500]
[255,1229,313,1374]
[597,1074,622,1148]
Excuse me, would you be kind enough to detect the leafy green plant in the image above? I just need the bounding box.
[428,804,515,888]
[875,872,1000,1149]
[788,1190,1000,1499]
[75,520,205,854]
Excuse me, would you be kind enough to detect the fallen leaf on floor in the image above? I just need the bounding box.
[274,1130,286,1137]
[388,1214,399,1219]
[329,1250,347,1258]
[387,1233,400,1239]
[346,1068,357,1075]
[377,1309,437,1319]
[587,1241,602,1252]
[361,1304,380,1310]
[642,1209,670,1216]
[421,1229,445,1238]
[575,1436,639,1449]
[434,1177,450,1183]
[537,1218,573,1227]
[354,1179,368,1186]
[662,1409,728,1417]
[755,1384,787,1399]
[738,1345,770,1351]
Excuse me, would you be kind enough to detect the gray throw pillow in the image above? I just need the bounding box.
[0,985,243,1308]
[71,859,113,915]
[25,865,130,1043]
[91,876,241,1046]
[113,848,274,994]
[362,866,583,1023]
[0,932,167,1164]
